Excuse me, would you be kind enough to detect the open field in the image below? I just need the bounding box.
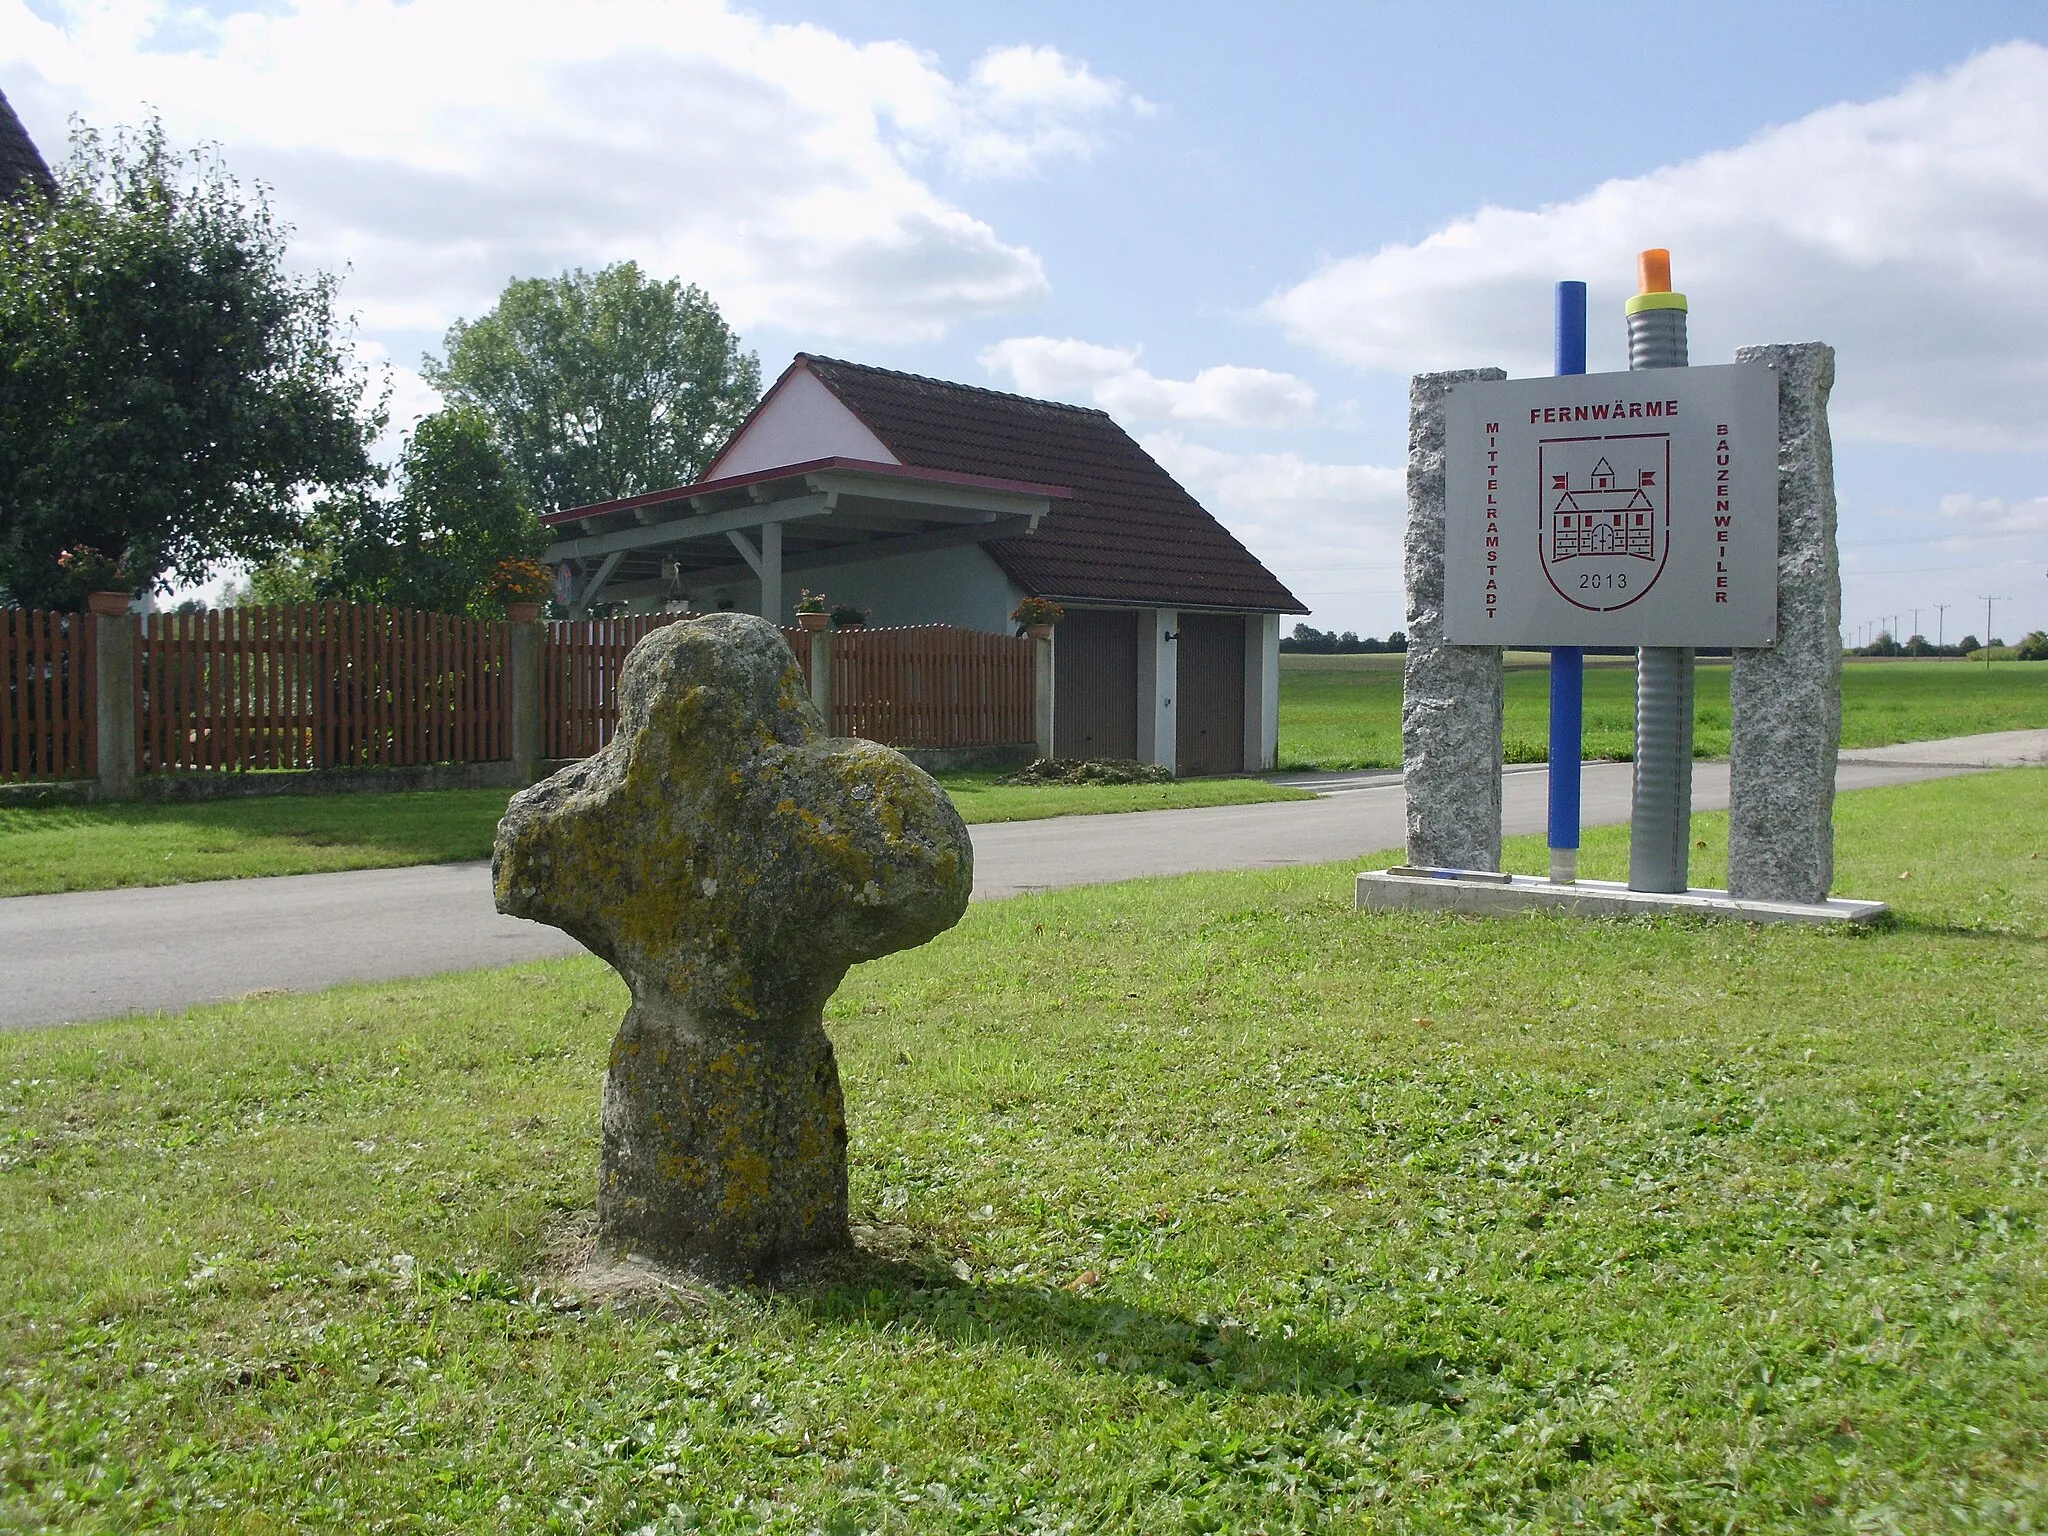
[0,774,1311,899]
[4,769,2045,1530]
[1279,653,2048,770]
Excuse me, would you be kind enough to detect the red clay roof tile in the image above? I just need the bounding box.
[800,355,1306,613]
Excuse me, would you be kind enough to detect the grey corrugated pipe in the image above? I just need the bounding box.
[1626,249,1694,895]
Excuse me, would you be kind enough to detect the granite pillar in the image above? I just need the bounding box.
[1729,343,1841,904]
[1403,368,1507,870]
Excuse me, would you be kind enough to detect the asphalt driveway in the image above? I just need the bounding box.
[3,730,2041,1031]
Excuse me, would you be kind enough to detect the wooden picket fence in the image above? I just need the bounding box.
[541,619,1029,758]
[136,605,510,773]
[1,607,95,782]
[542,613,687,760]
[4,602,1032,785]
[830,625,1034,750]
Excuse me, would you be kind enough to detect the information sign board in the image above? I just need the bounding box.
[1444,364,1779,646]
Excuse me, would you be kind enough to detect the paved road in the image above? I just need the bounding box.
[4,729,2043,1032]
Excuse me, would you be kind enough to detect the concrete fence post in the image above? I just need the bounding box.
[94,612,138,801]
[1402,367,1507,870]
[808,629,833,726]
[1034,633,1055,760]
[509,618,541,783]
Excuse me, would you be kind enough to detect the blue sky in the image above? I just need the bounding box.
[5,0,2046,643]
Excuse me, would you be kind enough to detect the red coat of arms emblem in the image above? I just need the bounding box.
[1539,434,1671,612]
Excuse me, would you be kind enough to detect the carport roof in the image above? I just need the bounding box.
[547,356,1309,617]
[797,356,1307,614]
[539,454,1067,615]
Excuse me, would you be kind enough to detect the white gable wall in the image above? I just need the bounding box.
[708,366,899,478]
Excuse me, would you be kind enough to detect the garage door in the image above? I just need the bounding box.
[1175,613,1246,777]
[1053,608,1138,760]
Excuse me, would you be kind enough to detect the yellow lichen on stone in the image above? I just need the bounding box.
[492,613,969,1276]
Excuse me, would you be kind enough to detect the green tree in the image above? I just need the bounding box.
[0,118,377,610]
[236,407,548,619]
[310,406,543,616]
[424,262,760,513]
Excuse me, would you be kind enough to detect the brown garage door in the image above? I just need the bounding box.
[1175,613,1246,776]
[1053,608,1138,760]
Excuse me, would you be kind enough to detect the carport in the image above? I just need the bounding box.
[540,458,1069,619]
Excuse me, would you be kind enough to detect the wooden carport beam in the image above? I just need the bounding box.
[543,493,830,563]
[623,514,1040,603]
[723,522,783,621]
[568,550,625,619]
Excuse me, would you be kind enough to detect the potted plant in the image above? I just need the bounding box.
[488,556,553,621]
[59,545,133,615]
[830,603,871,630]
[794,590,830,631]
[1012,595,1064,640]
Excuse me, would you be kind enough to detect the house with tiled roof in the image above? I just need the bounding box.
[540,355,1307,773]
[0,87,56,204]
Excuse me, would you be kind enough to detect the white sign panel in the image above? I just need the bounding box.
[1444,364,1779,646]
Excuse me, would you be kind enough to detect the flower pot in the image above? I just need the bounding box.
[796,610,829,631]
[504,601,543,623]
[86,591,132,617]
[1025,622,1054,641]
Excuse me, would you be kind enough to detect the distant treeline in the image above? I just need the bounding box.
[1282,625,1408,654]
[1285,623,2048,661]
[1852,633,1985,658]
[1852,631,2047,661]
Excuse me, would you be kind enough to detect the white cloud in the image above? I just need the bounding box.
[2,0,1144,345]
[978,336,1141,396]
[1142,431,1407,632]
[1936,492,2048,540]
[980,335,1317,428]
[1263,42,2048,452]
[942,46,1131,178]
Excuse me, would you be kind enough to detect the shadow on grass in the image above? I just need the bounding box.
[1881,915,2045,943]
[778,1226,1459,1405]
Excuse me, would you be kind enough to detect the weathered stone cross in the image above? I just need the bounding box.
[494,613,973,1279]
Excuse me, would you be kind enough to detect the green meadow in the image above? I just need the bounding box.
[4,768,2045,1531]
[1277,653,2048,770]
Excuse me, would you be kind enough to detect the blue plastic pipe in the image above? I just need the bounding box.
[1548,280,1587,884]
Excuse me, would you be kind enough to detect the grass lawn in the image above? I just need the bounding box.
[0,774,1311,899]
[4,769,2045,1530]
[1280,653,2048,770]
[937,772,1309,826]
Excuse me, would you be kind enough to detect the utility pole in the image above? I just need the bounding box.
[1911,607,1920,642]
[1978,595,2005,667]
[1935,603,1949,649]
